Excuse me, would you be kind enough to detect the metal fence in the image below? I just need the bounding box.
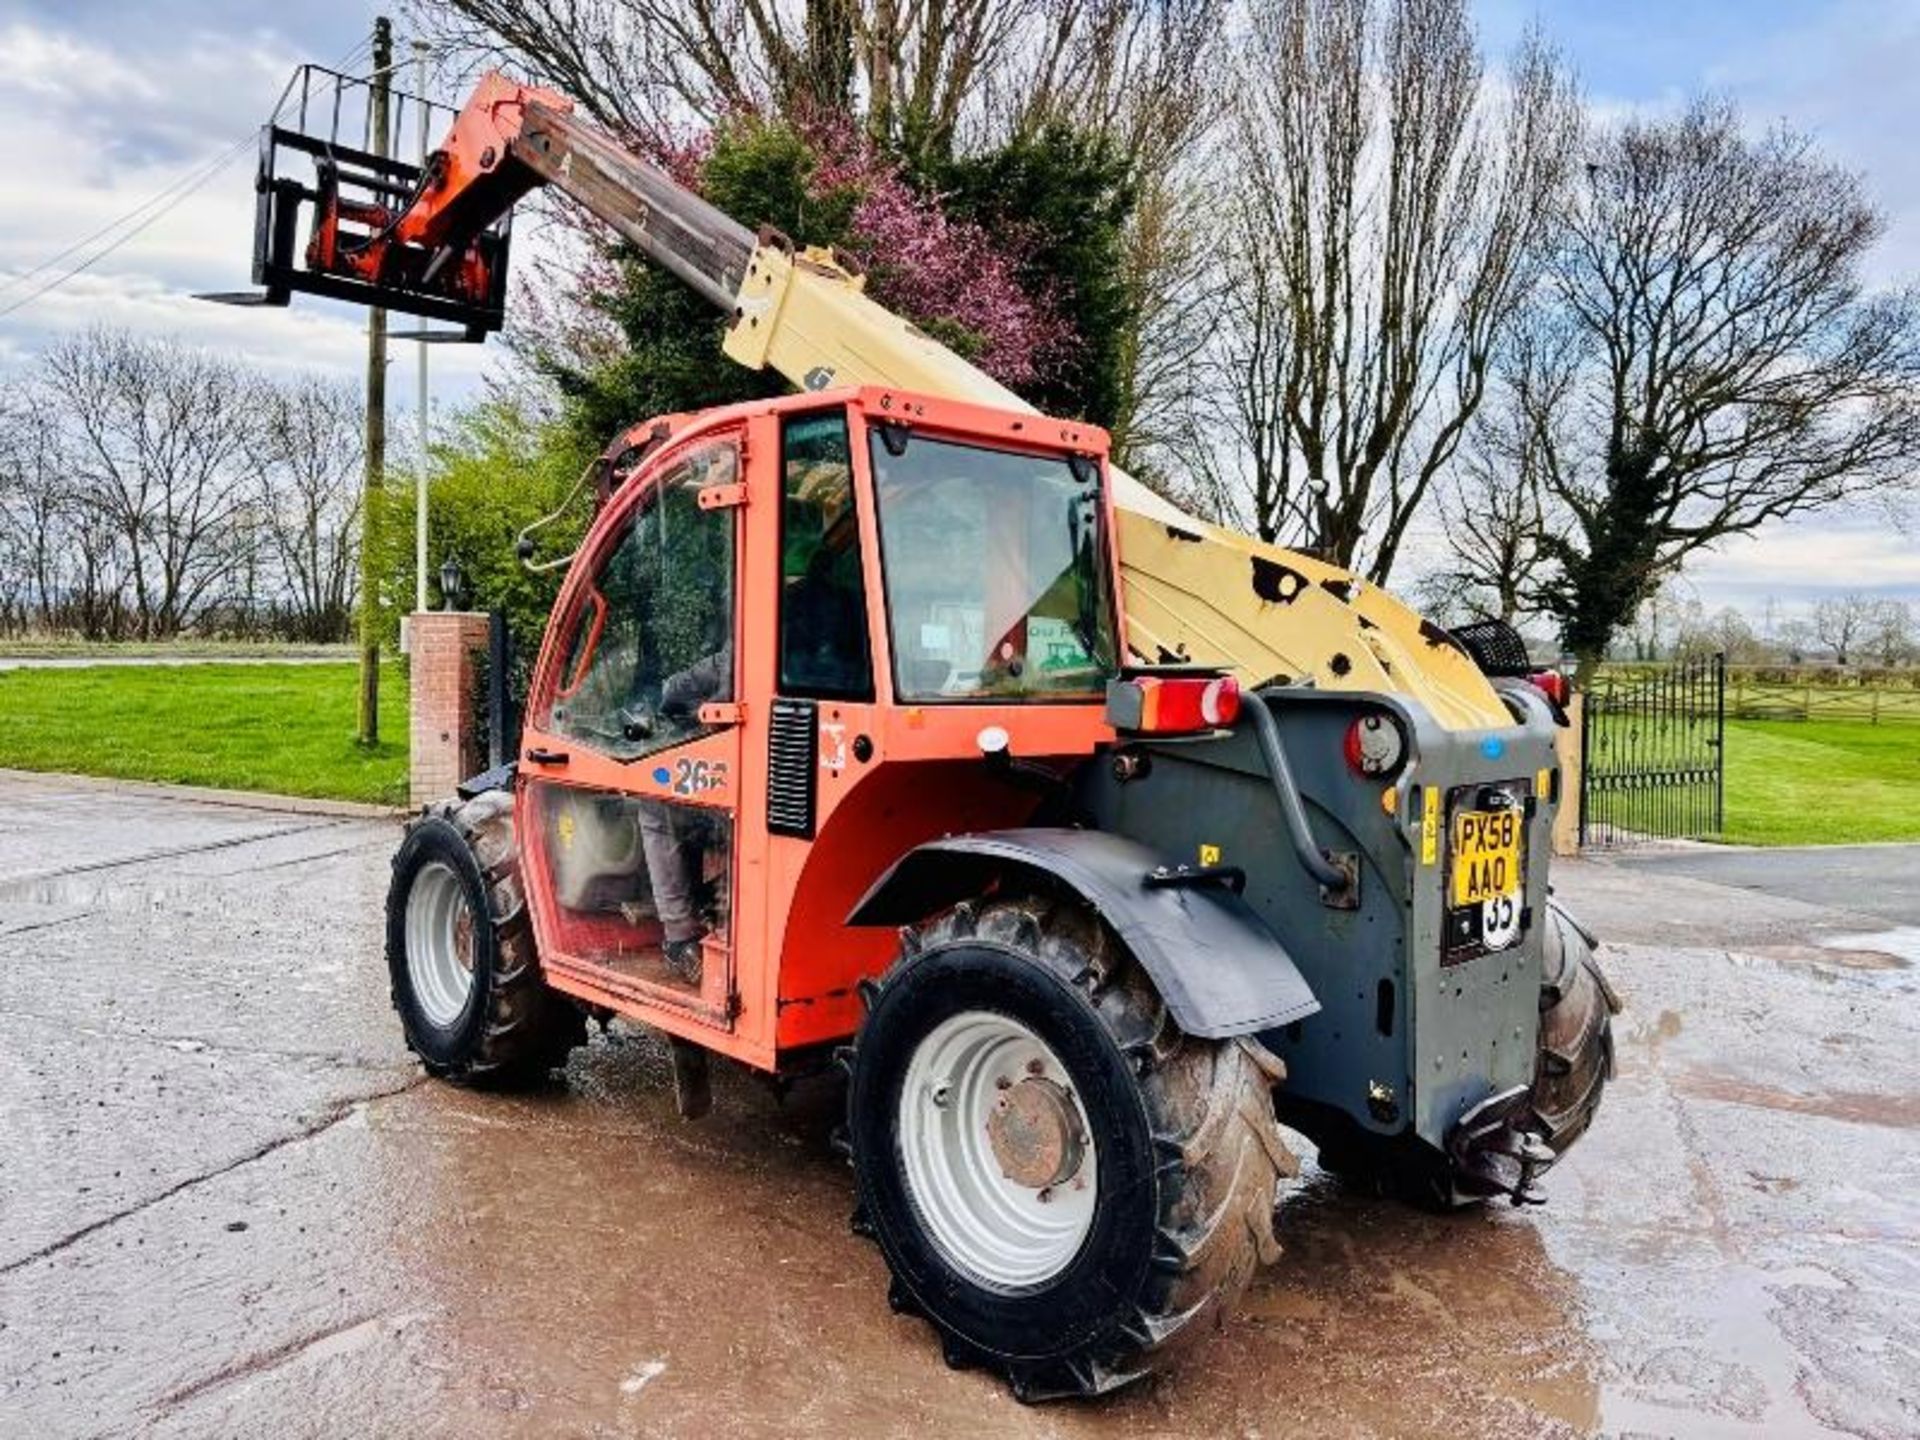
[1580,654,1726,847]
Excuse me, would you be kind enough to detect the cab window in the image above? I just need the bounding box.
[539,438,737,757]
[779,411,873,699]
[870,431,1116,701]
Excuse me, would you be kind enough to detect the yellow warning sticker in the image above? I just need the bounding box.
[1420,787,1439,865]
[1198,843,1222,867]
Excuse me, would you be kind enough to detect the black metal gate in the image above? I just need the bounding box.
[1579,654,1725,847]
[481,609,526,770]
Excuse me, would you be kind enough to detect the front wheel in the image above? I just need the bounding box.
[847,893,1292,1401]
[385,790,585,1086]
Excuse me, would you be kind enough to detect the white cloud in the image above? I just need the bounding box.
[0,22,160,103]
[1685,510,1920,615]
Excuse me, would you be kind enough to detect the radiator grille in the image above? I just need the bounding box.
[767,699,817,838]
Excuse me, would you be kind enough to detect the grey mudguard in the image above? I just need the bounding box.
[847,828,1321,1040]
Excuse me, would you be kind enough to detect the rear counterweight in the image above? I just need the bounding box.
[1073,686,1562,1162]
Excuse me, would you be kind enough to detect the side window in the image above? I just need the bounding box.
[542,439,737,758]
[779,411,873,699]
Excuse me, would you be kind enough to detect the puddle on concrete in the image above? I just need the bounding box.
[1818,926,1920,968]
[1674,1070,1920,1130]
[1720,941,1918,995]
[338,1032,1610,1437]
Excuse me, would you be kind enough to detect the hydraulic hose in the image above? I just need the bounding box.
[1244,691,1350,893]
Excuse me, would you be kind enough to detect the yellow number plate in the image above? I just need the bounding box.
[1450,808,1522,907]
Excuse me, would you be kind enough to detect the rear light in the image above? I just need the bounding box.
[1528,670,1570,707]
[1344,712,1406,777]
[1200,676,1240,726]
[1113,674,1241,734]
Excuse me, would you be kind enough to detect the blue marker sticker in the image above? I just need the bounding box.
[1479,736,1505,761]
[652,766,673,786]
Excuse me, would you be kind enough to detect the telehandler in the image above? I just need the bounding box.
[219,65,1616,1398]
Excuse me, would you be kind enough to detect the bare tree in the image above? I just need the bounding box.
[1675,603,1761,664]
[1107,167,1219,474]
[1814,593,1878,666]
[1776,617,1816,665]
[41,330,259,639]
[3,333,374,642]
[1429,371,1558,622]
[0,384,141,639]
[1864,599,1914,667]
[999,0,1228,179]
[412,0,1223,165]
[1515,100,1920,681]
[1624,581,1685,662]
[0,397,62,633]
[251,378,366,642]
[1169,182,1305,537]
[1188,0,1578,576]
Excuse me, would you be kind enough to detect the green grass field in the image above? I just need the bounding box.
[1722,718,1920,846]
[0,662,408,805]
[0,639,353,660]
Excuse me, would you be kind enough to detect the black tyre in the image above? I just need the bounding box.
[386,790,584,1086]
[847,893,1292,1402]
[1529,897,1619,1152]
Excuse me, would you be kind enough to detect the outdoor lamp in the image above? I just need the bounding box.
[440,555,467,612]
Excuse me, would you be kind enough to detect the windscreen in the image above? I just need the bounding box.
[870,430,1116,701]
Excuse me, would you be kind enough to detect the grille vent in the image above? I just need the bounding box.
[1449,619,1533,677]
[767,699,818,838]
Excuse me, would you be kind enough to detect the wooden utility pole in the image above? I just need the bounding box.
[357,15,392,746]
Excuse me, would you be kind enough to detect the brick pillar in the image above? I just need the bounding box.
[409,611,491,807]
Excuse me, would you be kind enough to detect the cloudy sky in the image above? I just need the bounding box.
[0,0,1915,618]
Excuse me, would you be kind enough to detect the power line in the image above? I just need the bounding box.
[0,136,255,304]
[0,139,258,322]
[0,33,383,321]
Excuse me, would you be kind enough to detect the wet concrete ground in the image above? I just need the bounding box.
[1,771,1915,1438]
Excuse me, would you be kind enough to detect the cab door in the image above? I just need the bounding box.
[516,430,743,1031]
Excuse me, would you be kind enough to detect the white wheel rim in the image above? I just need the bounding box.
[406,860,476,1028]
[896,1010,1099,1291]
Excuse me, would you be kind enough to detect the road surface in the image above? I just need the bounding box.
[2,772,1914,1437]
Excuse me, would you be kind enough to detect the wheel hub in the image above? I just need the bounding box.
[405,859,478,1029]
[896,1010,1100,1289]
[987,1077,1086,1190]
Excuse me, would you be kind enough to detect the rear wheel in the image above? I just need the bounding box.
[1529,897,1619,1150]
[386,790,585,1086]
[847,893,1292,1401]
